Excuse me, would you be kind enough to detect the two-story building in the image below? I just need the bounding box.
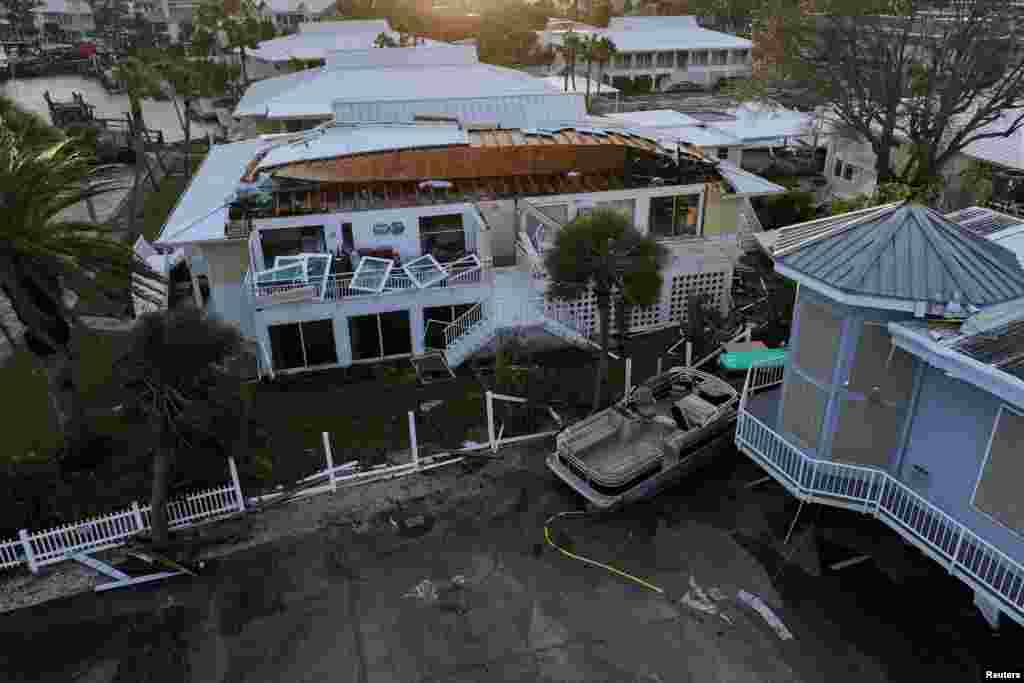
[155,118,786,377]
[232,44,575,133]
[735,201,1024,629]
[542,16,752,93]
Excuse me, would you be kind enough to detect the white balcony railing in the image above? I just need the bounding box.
[736,361,1024,627]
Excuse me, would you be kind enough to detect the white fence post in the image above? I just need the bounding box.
[408,411,419,469]
[18,529,38,574]
[685,341,693,368]
[131,501,145,531]
[486,390,497,453]
[656,356,663,376]
[322,432,337,493]
[228,456,246,512]
[624,357,632,398]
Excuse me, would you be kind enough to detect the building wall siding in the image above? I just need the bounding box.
[900,366,1024,565]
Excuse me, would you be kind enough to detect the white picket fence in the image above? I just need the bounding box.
[2,481,244,573]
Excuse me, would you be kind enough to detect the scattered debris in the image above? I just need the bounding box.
[679,575,733,624]
[420,400,444,413]
[744,476,773,489]
[737,590,794,641]
[828,554,872,572]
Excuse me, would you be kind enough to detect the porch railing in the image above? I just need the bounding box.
[444,301,489,349]
[735,361,1024,627]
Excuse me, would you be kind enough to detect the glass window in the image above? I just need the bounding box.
[615,54,631,69]
[691,50,708,66]
[831,395,902,467]
[260,226,326,268]
[301,320,338,366]
[676,51,689,68]
[717,147,730,160]
[834,158,844,178]
[794,299,842,382]
[780,373,827,449]
[657,52,674,68]
[269,323,304,370]
[420,214,466,263]
[348,311,411,360]
[848,323,915,403]
[843,163,857,181]
[712,50,728,66]
[974,407,1024,534]
[648,194,700,238]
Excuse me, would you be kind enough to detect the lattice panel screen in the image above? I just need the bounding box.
[542,265,731,338]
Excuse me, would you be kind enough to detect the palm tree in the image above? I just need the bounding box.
[114,308,244,547]
[593,36,616,98]
[581,33,597,110]
[112,56,164,234]
[544,209,668,413]
[157,58,236,176]
[561,29,583,92]
[0,125,163,439]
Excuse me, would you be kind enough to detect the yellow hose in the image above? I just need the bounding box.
[543,510,665,595]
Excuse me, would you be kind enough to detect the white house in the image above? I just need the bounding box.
[233,44,584,132]
[607,105,819,169]
[244,18,445,63]
[541,16,752,92]
[155,119,786,378]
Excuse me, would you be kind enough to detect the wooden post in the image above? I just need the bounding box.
[656,356,662,376]
[685,341,693,368]
[486,390,497,452]
[408,411,419,469]
[131,501,145,531]
[19,529,38,574]
[322,432,337,492]
[624,357,632,398]
[228,456,246,512]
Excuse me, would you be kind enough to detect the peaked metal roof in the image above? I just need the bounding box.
[774,202,1024,307]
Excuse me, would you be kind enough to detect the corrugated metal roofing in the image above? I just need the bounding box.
[238,62,566,119]
[332,93,587,131]
[715,161,787,196]
[256,124,469,171]
[776,203,1024,307]
[946,206,1024,237]
[157,139,274,246]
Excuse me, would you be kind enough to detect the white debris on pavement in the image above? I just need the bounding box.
[679,575,733,624]
[738,590,794,641]
[404,578,439,602]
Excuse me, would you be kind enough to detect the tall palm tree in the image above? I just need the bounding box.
[112,56,164,234]
[593,36,616,98]
[582,33,597,110]
[561,29,583,92]
[544,209,668,414]
[114,308,244,547]
[0,125,163,439]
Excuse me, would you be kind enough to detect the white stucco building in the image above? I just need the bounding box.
[541,16,752,92]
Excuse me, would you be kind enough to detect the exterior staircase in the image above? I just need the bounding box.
[440,270,601,368]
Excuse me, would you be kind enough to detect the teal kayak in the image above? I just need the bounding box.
[719,348,788,372]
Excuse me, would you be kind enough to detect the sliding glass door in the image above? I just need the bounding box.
[348,310,413,361]
[268,319,338,371]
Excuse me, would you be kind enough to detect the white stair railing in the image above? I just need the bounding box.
[444,301,489,350]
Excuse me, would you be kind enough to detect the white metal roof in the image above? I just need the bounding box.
[260,0,336,13]
[607,106,814,148]
[542,76,619,95]
[247,21,445,63]
[299,19,390,33]
[332,93,587,130]
[234,67,325,117]
[324,44,474,69]
[542,15,750,52]
[961,108,1024,170]
[238,61,566,119]
[716,161,788,196]
[256,124,469,171]
[156,139,273,246]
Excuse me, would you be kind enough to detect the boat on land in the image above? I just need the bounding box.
[547,366,741,510]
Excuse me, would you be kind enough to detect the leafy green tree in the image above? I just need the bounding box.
[828,181,937,214]
[740,0,1024,192]
[193,0,263,86]
[0,95,63,148]
[374,31,399,47]
[592,36,616,98]
[959,159,994,207]
[259,17,276,40]
[0,126,162,440]
[88,0,133,44]
[114,308,243,547]
[543,209,668,413]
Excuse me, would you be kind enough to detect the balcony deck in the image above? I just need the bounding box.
[743,385,780,429]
